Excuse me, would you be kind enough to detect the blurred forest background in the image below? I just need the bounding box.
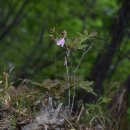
[0,0,130,129]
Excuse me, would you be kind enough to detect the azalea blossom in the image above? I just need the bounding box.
[56,38,65,47]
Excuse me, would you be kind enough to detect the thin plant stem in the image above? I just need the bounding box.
[61,113,75,129]
[66,50,74,114]
[69,71,76,116]
[70,43,93,115]
[65,47,73,111]
[64,56,71,110]
[75,43,93,73]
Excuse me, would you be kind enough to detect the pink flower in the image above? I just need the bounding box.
[56,38,65,47]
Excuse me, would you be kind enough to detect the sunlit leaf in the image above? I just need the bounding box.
[78,81,96,96]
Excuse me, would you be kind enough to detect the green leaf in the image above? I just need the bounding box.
[101,97,111,103]
[65,38,72,46]
[77,44,88,49]
[77,32,85,39]
[78,81,96,96]
[50,27,56,32]
[83,86,93,93]
[83,30,88,36]
[89,31,97,37]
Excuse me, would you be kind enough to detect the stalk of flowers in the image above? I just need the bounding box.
[55,31,67,47]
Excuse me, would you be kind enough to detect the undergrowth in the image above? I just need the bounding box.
[0,72,118,130]
[0,29,125,130]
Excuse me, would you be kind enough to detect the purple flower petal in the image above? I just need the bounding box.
[56,38,65,47]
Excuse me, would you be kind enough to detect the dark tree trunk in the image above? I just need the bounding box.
[0,0,29,42]
[90,0,130,95]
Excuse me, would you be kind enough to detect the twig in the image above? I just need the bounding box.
[10,107,27,116]
[61,113,75,129]
[76,105,84,123]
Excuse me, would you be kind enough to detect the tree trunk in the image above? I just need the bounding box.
[90,0,130,95]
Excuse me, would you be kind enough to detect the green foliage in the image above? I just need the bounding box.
[0,71,125,129]
[77,81,96,96]
[0,72,45,128]
[0,0,127,82]
[81,97,112,128]
[0,0,129,129]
